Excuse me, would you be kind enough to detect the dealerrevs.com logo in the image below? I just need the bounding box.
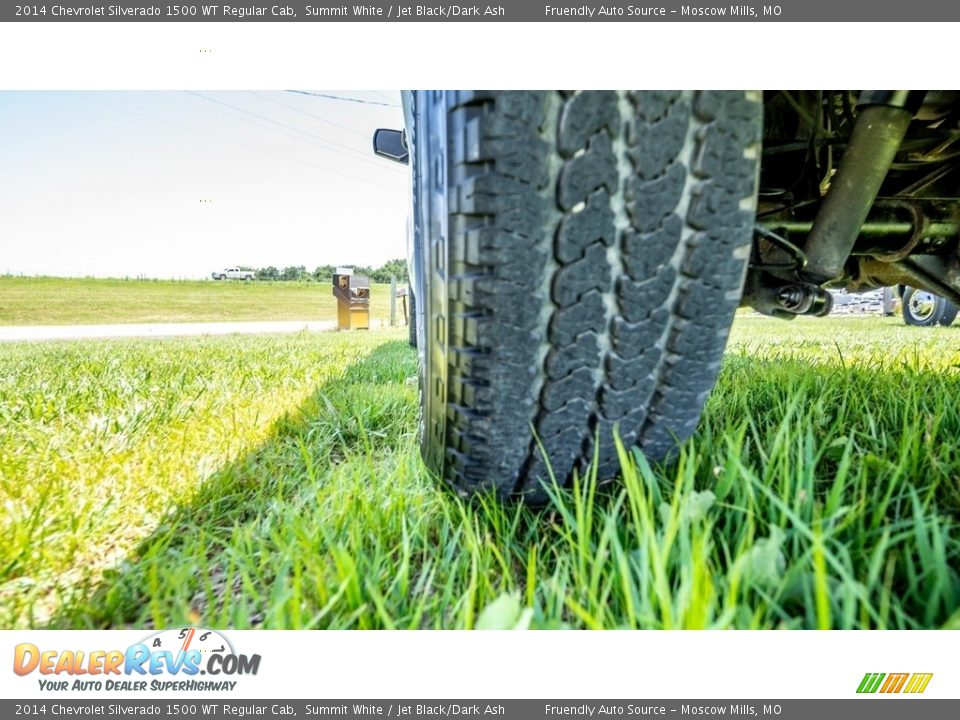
[13,627,261,692]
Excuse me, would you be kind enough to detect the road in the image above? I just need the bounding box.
[0,319,341,342]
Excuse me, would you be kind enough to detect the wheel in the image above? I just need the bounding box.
[244,275,253,282]
[218,274,226,281]
[413,90,762,501]
[902,287,954,326]
[407,290,417,348]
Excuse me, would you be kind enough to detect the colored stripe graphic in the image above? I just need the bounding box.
[880,673,909,693]
[904,673,934,694]
[857,672,932,694]
[857,673,885,693]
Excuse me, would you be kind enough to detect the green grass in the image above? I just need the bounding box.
[1,316,959,629]
[0,276,396,325]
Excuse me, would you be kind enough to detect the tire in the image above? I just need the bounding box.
[408,290,417,348]
[414,90,762,501]
[218,274,226,281]
[902,287,955,327]
[939,299,958,327]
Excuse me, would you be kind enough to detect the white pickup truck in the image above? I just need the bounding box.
[211,267,254,281]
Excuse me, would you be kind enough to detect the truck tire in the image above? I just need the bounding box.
[902,287,956,327]
[939,298,958,327]
[414,90,761,501]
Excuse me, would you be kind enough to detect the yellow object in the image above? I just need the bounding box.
[332,272,371,330]
[337,302,369,330]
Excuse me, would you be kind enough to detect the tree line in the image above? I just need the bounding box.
[247,258,408,283]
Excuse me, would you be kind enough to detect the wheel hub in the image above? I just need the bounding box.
[908,290,936,321]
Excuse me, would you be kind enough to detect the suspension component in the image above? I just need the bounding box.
[743,274,834,319]
[800,91,925,284]
[775,284,833,315]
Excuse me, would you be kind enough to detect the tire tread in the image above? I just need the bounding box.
[424,90,761,500]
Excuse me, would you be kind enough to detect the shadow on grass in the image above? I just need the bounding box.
[46,339,448,629]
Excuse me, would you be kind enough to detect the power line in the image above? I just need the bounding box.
[179,91,405,174]
[370,91,400,103]
[247,91,369,140]
[184,91,374,162]
[285,90,401,108]
[86,93,406,195]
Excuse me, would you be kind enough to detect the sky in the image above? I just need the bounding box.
[0,91,409,279]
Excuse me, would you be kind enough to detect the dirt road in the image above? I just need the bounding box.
[0,319,340,342]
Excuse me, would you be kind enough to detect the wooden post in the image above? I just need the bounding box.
[882,286,894,316]
[390,275,397,327]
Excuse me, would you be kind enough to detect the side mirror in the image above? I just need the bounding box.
[372,128,409,164]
